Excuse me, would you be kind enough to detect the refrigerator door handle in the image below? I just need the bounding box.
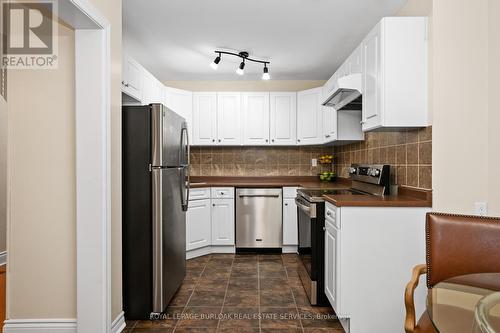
[180,126,190,211]
[152,169,163,312]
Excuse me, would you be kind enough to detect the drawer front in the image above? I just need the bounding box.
[283,187,299,199]
[325,202,340,229]
[189,187,210,200]
[211,187,235,199]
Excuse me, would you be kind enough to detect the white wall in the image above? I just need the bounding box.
[7,22,77,318]
[432,0,492,214]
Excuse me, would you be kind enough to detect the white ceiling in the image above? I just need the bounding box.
[123,0,408,81]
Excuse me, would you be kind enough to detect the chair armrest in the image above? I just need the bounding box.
[404,264,427,333]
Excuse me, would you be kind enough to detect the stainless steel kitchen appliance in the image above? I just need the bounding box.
[122,103,190,319]
[236,188,283,250]
[296,164,390,305]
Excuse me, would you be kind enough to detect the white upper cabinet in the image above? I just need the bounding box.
[362,17,428,131]
[323,106,337,141]
[217,92,242,145]
[192,92,217,145]
[122,55,143,102]
[242,92,270,145]
[142,70,163,104]
[164,87,193,137]
[270,92,297,146]
[297,87,323,145]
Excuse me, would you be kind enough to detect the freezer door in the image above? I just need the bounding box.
[151,103,188,167]
[152,167,186,313]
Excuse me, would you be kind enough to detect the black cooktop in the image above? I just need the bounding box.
[298,188,367,202]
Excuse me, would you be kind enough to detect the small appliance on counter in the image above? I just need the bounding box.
[122,103,190,319]
[296,164,390,306]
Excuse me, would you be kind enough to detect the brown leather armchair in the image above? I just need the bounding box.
[404,212,500,333]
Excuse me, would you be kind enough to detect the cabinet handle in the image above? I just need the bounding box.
[218,139,221,142]
[285,203,288,206]
[327,211,333,217]
[325,134,331,138]
[212,139,215,142]
[212,203,215,207]
[360,121,366,125]
[266,139,268,142]
[297,139,301,142]
[121,80,125,85]
[272,139,275,142]
[124,83,130,87]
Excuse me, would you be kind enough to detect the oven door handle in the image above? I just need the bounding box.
[295,198,316,218]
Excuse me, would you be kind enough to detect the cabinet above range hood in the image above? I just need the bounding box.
[322,73,362,111]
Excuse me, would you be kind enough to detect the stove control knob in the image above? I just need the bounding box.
[349,167,357,174]
[371,169,381,177]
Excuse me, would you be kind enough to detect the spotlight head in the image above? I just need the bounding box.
[210,55,221,70]
[262,65,270,80]
[236,61,245,75]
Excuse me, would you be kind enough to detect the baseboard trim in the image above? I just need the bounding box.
[3,313,125,333]
[3,319,77,332]
[282,245,298,254]
[0,251,6,266]
[111,311,125,333]
[186,245,236,259]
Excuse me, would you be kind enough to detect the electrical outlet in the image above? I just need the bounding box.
[474,202,488,216]
[311,158,317,167]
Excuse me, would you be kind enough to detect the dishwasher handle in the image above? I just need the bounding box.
[238,194,280,198]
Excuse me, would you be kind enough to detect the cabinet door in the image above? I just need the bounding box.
[297,87,323,145]
[322,106,337,142]
[324,223,339,310]
[362,23,382,131]
[350,44,363,74]
[122,55,143,101]
[217,93,242,145]
[283,198,298,245]
[186,199,211,251]
[142,71,163,104]
[270,92,297,145]
[242,92,270,145]
[211,198,235,245]
[165,87,193,137]
[192,92,217,145]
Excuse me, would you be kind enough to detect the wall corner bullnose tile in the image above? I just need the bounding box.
[0,252,6,266]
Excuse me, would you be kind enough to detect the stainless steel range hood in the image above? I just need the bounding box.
[322,73,362,110]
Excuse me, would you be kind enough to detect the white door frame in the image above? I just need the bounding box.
[66,1,114,332]
[3,1,116,332]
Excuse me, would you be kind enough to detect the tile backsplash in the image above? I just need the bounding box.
[190,146,334,177]
[334,127,432,189]
[190,127,432,190]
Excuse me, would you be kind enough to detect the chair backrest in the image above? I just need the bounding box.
[426,212,500,287]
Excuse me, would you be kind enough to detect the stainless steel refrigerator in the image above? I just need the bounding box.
[122,103,190,319]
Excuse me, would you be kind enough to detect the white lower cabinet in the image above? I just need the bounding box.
[186,198,211,251]
[283,198,298,246]
[324,214,339,312]
[211,198,235,246]
[323,202,429,333]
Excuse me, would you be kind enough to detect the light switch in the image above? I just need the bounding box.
[311,158,317,167]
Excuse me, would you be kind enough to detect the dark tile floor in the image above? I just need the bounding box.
[124,253,344,333]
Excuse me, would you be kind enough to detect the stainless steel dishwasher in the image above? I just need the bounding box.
[236,188,283,248]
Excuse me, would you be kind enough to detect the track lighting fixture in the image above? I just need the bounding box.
[210,53,221,70]
[209,50,271,80]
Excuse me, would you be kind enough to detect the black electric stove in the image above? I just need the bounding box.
[296,164,391,306]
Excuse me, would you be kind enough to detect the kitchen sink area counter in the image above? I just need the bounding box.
[190,176,351,189]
